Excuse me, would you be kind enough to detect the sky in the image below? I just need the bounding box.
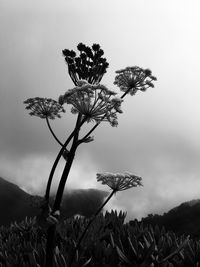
[1,0,200,221]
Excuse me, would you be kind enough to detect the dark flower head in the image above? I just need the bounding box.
[114,66,157,96]
[69,50,76,58]
[80,53,87,60]
[85,46,93,59]
[24,97,65,119]
[75,57,81,65]
[62,43,109,85]
[97,172,142,192]
[77,43,87,52]
[62,49,71,57]
[92,43,100,51]
[97,49,104,57]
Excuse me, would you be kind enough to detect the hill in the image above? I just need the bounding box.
[0,177,38,225]
[2,176,200,237]
[0,177,108,226]
[140,199,200,237]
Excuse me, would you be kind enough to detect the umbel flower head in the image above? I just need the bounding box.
[97,172,142,192]
[24,97,65,119]
[114,66,157,96]
[62,43,109,85]
[59,80,123,127]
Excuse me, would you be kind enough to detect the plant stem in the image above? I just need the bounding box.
[44,115,86,202]
[52,144,77,212]
[52,113,82,212]
[46,117,64,147]
[44,130,74,202]
[45,114,82,267]
[45,149,77,267]
[69,190,116,266]
[120,87,133,99]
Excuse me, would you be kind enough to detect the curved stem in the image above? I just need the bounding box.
[44,115,86,202]
[46,117,63,147]
[52,113,82,212]
[44,130,74,202]
[45,114,83,267]
[45,148,78,267]
[69,190,116,266]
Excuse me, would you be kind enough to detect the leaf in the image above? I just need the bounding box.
[116,245,131,265]
[81,257,92,267]
[128,236,137,258]
[110,232,115,248]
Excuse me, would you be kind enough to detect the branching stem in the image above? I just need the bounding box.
[45,113,83,267]
[45,114,86,202]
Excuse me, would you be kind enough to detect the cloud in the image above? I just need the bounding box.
[0,151,101,195]
[1,0,200,223]
[1,116,200,222]
[83,128,200,221]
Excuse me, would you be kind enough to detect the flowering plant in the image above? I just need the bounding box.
[114,66,157,96]
[24,97,65,119]
[97,172,142,192]
[24,43,156,267]
[59,81,123,126]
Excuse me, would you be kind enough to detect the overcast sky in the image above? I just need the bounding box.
[1,0,200,221]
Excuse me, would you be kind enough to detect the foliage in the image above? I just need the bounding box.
[1,212,200,267]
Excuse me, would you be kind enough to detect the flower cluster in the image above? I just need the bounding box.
[24,97,65,119]
[97,172,142,192]
[62,43,109,85]
[59,81,123,127]
[114,66,157,96]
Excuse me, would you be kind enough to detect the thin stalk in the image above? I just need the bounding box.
[120,88,132,99]
[45,114,82,267]
[52,113,82,212]
[45,115,86,202]
[44,130,74,202]
[45,148,77,267]
[46,117,63,147]
[69,189,116,267]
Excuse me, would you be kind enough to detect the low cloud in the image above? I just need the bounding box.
[1,127,200,222]
[0,152,101,195]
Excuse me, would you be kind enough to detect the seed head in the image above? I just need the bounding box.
[114,66,157,96]
[62,43,109,85]
[59,81,123,127]
[24,97,65,119]
[97,172,142,192]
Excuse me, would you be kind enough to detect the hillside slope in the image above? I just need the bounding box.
[0,177,38,225]
[0,177,108,226]
[140,199,200,237]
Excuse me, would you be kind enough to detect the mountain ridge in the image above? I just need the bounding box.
[1,176,200,236]
[0,176,108,226]
[140,198,200,237]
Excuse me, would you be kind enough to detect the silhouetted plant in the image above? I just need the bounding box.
[24,43,157,267]
[69,172,142,266]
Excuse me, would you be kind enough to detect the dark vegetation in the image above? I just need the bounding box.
[2,177,200,266]
[140,200,200,238]
[0,177,108,226]
[1,211,200,267]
